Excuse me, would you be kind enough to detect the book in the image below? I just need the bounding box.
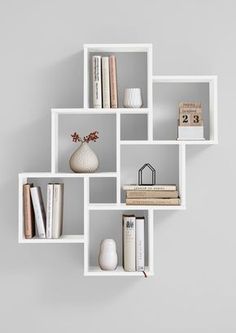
[30,187,46,238]
[126,198,181,205]
[109,55,118,108]
[136,217,145,272]
[123,184,177,191]
[92,56,102,108]
[23,183,35,239]
[46,183,54,238]
[122,215,136,272]
[102,57,110,108]
[52,183,64,239]
[126,190,178,199]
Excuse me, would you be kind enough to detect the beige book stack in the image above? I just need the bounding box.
[123,184,181,205]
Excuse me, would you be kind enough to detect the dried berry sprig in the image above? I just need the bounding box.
[71,131,99,143]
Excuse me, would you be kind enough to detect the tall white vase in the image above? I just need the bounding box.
[69,142,99,173]
[98,239,118,271]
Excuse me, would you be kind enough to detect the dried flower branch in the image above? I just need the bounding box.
[71,131,99,143]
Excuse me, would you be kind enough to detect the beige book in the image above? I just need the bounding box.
[126,190,178,199]
[52,183,64,239]
[102,57,110,108]
[126,198,181,205]
[109,55,118,108]
[23,183,35,239]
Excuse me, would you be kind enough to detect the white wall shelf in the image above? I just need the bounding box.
[19,44,218,277]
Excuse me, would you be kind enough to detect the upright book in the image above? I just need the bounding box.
[136,217,145,272]
[102,57,110,108]
[23,183,35,239]
[52,183,64,239]
[30,186,46,238]
[46,183,54,238]
[122,214,136,272]
[92,56,102,108]
[109,55,118,108]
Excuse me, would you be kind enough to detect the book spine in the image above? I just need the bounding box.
[52,184,64,239]
[30,187,46,238]
[46,184,54,238]
[23,184,35,239]
[102,57,110,108]
[123,215,136,272]
[92,56,102,108]
[126,198,181,205]
[123,185,177,191]
[126,190,178,199]
[109,55,118,108]
[136,217,145,271]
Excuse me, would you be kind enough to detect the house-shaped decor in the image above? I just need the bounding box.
[138,163,156,186]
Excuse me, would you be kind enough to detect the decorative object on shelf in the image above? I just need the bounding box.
[69,131,99,173]
[138,163,156,186]
[98,239,118,270]
[123,88,142,108]
[178,102,204,140]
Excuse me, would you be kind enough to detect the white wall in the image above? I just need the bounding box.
[1,0,235,332]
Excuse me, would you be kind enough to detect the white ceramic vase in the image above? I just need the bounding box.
[123,88,143,108]
[69,142,99,173]
[98,239,118,271]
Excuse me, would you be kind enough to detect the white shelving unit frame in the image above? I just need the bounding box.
[18,44,218,277]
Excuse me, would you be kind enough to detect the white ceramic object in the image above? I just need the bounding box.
[69,142,99,173]
[98,239,118,271]
[123,88,143,108]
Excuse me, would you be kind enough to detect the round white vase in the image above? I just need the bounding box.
[123,88,143,108]
[69,142,99,173]
[98,239,118,271]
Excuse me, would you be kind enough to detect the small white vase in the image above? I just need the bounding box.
[69,142,99,173]
[98,239,118,271]
[123,88,143,108]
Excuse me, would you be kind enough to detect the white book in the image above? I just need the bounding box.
[102,57,110,108]
[52,183,64,239]
[136,217,145,271]
[30,187,46,238]
[123,184,177,191]
[92,56,102,108]
[123,215,136,272]
[46,184,54,238]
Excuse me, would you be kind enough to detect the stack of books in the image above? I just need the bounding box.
[122,215,145,272]
[123,184,180,205]
[92,55,118,108]
[23,183,64,239]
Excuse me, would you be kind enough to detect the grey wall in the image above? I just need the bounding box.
[0,0,235,332]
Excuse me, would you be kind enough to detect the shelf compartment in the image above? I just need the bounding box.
[52,112,116,173]
[84,44,152,109]
[18,174,84,243]
[89,177,117,204]
[121,114,148,141]
[152,75,217,144]
[120,144,185,208]
[85,209,153,276]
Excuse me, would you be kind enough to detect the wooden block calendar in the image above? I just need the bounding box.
[178,102,204,140]
[179,102,203,127]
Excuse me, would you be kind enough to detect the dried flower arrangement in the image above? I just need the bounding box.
[71,131,99,143]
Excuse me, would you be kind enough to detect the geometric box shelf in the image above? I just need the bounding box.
[18,43,218,277]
